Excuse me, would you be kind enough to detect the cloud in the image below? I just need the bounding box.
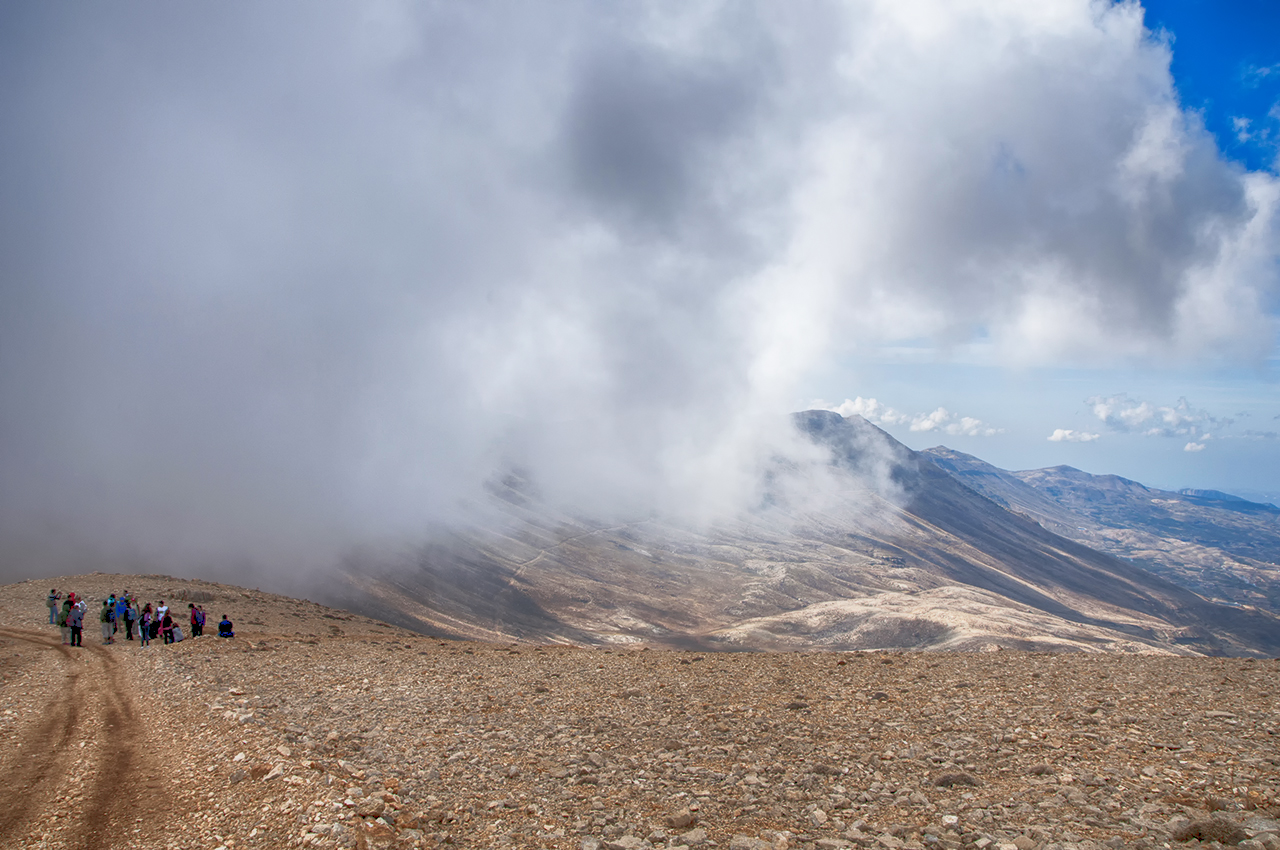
[0,1,1276,576]
[823,398,1002,437]
[1048,429,1100,443]
[1086,393,1231,438]
[1184,442,1206,452]
[1244,62,1280,84]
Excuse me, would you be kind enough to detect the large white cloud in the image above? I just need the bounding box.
[824,398,1002,437]
[1087,393,1230,438]
[0,1,1276,572]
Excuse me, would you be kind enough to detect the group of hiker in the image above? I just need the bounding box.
[47,589,234,647]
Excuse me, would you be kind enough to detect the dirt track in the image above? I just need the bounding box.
[0,625,170,850]
[0,572,422,850]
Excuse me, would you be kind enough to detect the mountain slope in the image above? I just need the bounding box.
[324,412,1280,656]
[802,412,1280,654]
[922,446,1280,612]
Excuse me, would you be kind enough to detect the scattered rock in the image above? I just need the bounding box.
[1171,815,1250,845]
[604,837,650,850]
[730,837,774,850]
[667,809,697,829]
[357,798,386,818]
[680,827,709,846]
[934,771,980,788]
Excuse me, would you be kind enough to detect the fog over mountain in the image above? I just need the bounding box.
[326,412,1280,656]
[1,2,1277,583]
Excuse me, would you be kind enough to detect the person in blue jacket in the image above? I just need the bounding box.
[218,615,234,638]
[115,594,128,637]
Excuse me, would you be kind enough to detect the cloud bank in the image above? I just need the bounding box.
[823,398,1002,437]
[1,1,1277,575]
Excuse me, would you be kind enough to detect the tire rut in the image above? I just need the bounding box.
[0,650,79,837]
[0,626,170,850]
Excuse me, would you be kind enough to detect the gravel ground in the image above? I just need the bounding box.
[2,574,1278,850]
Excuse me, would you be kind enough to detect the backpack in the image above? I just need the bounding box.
[173,626,185,642]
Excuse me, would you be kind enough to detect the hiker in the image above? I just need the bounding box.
[189,603,199,638]
[115,594,128,636]
[67,600,84,647]
[124,597,137,640]
[139,604,152,647]
[47,589,60,624]
[195,604,206,637]
[100,601,114,644]
[58,595,72,644]
[161,609,175,644]
[218,615,234,638]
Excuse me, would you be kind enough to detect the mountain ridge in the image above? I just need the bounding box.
[919,444,1280,613]
[324,412,1280,656]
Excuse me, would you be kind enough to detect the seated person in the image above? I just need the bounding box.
[218,615,234,638]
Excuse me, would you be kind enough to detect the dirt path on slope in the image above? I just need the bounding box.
[0,626,171,850]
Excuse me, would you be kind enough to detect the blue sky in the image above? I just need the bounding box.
[1145,0,1280,173]
[2,1,1280,574]
[809,1,1280,502]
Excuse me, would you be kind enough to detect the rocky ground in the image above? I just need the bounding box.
[1,573,1278,850]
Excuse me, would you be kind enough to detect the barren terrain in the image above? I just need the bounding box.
[326,414,1280,657]
[2,573,1279,850]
